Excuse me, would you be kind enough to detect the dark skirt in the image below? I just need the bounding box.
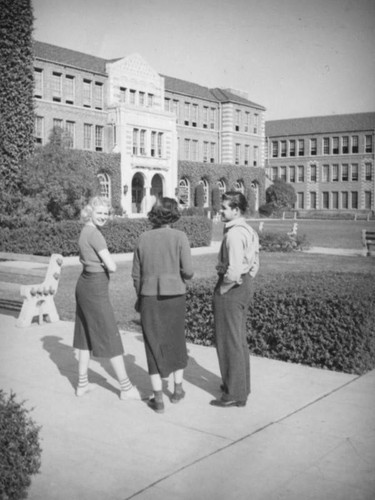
[73,271,124,358]
[140,294,187,378]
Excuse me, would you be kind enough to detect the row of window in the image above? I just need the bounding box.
[35,116,105,151]
[132,128,164,158]
[235,144,259,166]
[271,135,373,158]
[270,162,373,183]
[34,68,104,109]
[119,87,154,107]
[295,191,372,210]
[178,177,245,207]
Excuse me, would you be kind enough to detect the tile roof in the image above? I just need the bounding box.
[33,40,107,75]
[266,112,375,137]
[210,88,266,110]
[162,75,218,102]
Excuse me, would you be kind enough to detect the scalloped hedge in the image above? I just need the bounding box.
[185,272,375,375]
[0,216,212,256]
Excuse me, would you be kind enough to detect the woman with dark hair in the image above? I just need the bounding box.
[73,196,141,401]
[132,197,194,413]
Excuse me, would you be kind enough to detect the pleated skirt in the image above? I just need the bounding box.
[140,294,187,378]
[73,271,124,358]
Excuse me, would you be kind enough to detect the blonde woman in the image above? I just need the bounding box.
[73,196,141,400]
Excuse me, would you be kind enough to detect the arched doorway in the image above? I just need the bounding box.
[132,173,145,214]
[151,174,163,200]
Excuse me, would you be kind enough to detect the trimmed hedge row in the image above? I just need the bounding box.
[0,216,212,256]
[185,272,375,375]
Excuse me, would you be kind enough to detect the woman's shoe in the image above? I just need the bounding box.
[120,386,142,401]
[76,383,96,397]
[171,389,185,403]
[148,397,165,414]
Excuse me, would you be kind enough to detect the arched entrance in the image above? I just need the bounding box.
[151,174,163,200]
[132,173,145,214]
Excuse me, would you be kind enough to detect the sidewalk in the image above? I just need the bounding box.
[0,313,374,500]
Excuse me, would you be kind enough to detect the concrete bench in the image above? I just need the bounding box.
[362,230,375,257]
[0,253,63,327]
[287,222,298,237]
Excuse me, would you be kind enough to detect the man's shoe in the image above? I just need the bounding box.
[210,399,246,408]
[171,389,185,404]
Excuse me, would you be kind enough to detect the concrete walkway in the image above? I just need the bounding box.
[0,312,374,500]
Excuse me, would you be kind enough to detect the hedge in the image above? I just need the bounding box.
[185,272,375,375]
[0,216,212,256]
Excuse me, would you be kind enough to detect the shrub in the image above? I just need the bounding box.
[185,272,375,375]
[0,390,42,500]
[258,203,275,218]
[195,183,205,208]
[211,186,221,215]
[259,232,310,252]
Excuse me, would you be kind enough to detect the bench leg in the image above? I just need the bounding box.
[16,296,60,328]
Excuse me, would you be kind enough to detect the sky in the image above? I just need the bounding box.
[32,0,375,121]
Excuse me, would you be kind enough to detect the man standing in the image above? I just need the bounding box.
[211,191,259,408]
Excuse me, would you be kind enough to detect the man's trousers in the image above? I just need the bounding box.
[213,273,254,402]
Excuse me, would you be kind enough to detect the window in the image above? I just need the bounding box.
[342,136,349,154]
[310,192,317,209]
[93,83,103,109]
[173,100,179,122]
[332,192,339,209]
[235,110,241,131]
[322,192,329,209]
[298,165,304,182]
[139,92,145,106]
[203,106,208,128]
[272,141,278,158]
[244,112,250,132]
[244,145,249,165]
[184,102,190,126]
[351,135,358,153]
[83,79,92,107]
[51,72,62,101]
[53,118,63,129]
[234,180,245,194]
[351,191,358,209]
[332,164,339,181]
[271,167,278,181]
[253,146,258,166]
[34,116,43,144]
[310,138,317,156]
[34,68,43,98]
[140,130,146,155]
[191,140,198,161]
[164,97,171,111]
[322,165,329,182]
[365,135,373,153]
[341,192,348,209]
[289,140,296,157]
[210,142,216,163]
[151,131,156,157]
[132,128,139,155]
[184,139,190,160]
[341,164,349,181]
[289,166,296,182]
[97,173,110,199]
[129,89,136,104]
[297,192,304,209]
[323,137,330,155]
[65,121,75,148]
[210,108,216,129]
[203,141,209,163]
[235,144,240,165]
[298,139,304,156]
[280,166,287,182]
[157,132,163,157]
[95,125,103,152]
[280,141,287,157]
[120,87,126,103]
[365,163,372,181]
[365,191,372,209]
[351,164,358,181]
[199,179,209,207]
[147,93,154,107]
[64,75,75,104]
[253,114,258,134]
[310,164,317,182]
[84,124,92,150]
[178,178,190,207]
[217,179,226,196]
[192,104,198,127]
[332,137,339,154]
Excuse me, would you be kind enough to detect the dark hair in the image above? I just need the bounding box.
[148,197,181,227]
[222,191,248,214]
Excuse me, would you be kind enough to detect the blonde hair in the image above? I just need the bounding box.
[80,196,113,223]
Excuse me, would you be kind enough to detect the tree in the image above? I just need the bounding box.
[266,178,296,210]
[195,183,205,208]
[211,186,221,214]
[0,0,35,222]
